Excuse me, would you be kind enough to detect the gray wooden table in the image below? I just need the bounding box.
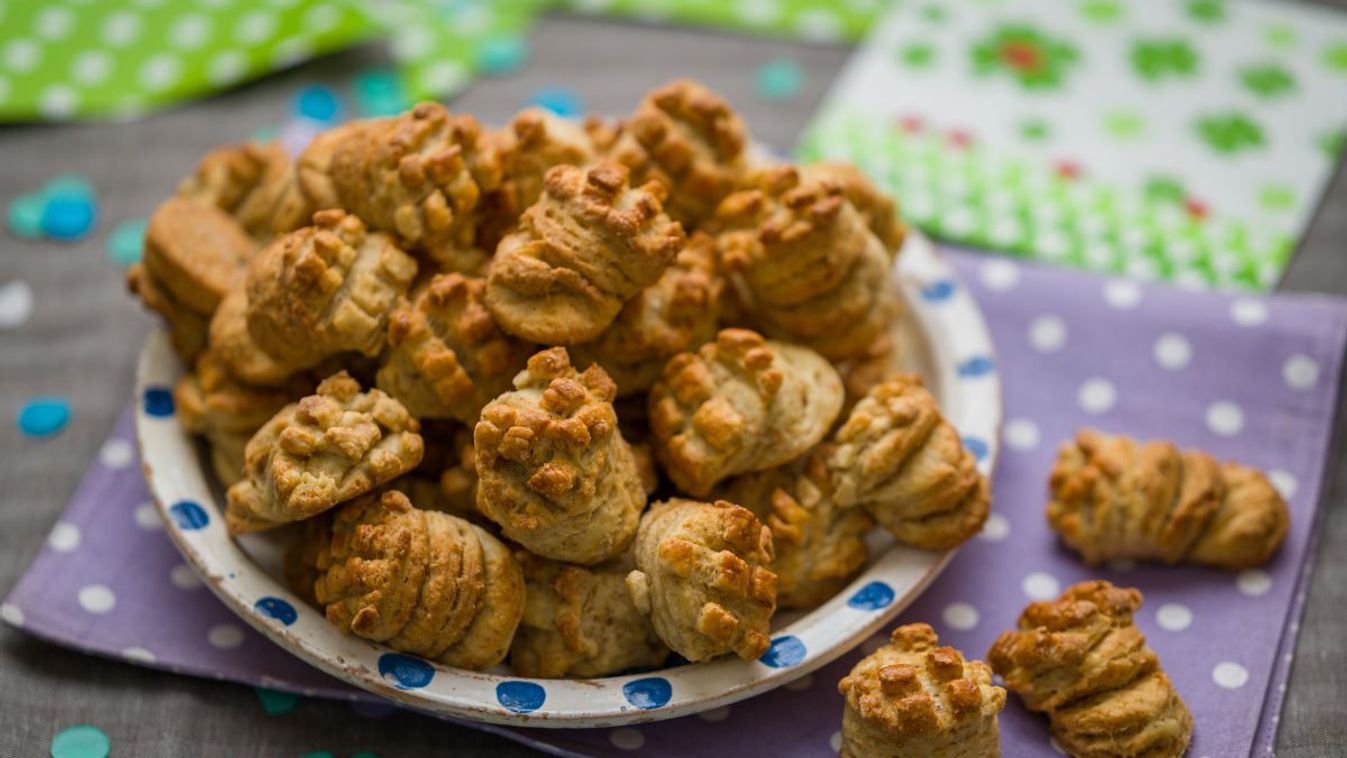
[1,13,1343,757]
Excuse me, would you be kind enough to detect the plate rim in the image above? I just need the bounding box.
[133,230,1002,727]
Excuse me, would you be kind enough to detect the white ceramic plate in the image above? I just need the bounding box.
[134,230,1001,727]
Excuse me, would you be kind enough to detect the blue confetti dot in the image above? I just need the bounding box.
[143,387,174,417]
[254,596,298,626]
[294,85,342,123]
[759,635,807,668]
[477,35,529,75]
[17,397,70,437]
[755,57,805,101]
[106,219,148,267]
[622,677,672,709]
[7,193,47,239]
[50,724,111,758]
[254,686,301,715]
[920,279,956,302]
[847,581,896,610]
[379,653,435,690]
[962,436,989,461]
[525,87,582,118]
[168,501,209,530]
[957,356,996,377]
[495,680,546,713]
[40,194,97,241]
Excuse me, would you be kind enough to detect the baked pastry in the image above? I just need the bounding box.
[127,197,256,361]
[626,498,776,662]
[648,328,843,496]
[988,581,1193,758]
[177,140,310,240]
[315,490,525,670]
[485,162,685,344]
[283,511,332,608]
[838,623,1005,758]
[829,375,990,550]
[296,121,368,216]
[607,79,748,227]
[474,347,645,564]
[245,209,418,370]
[511,551,669,678]
[569,231,721,396]
[224,371,424,534]
[800,161,906,258]
[207,288,304,386]
[715,166,898,361]
[480,107,599,249]
[720,450,872,609]
[437,426,480,520]
[376,272,531,422]
[1048,429,1290,569]
[328,103,502,272]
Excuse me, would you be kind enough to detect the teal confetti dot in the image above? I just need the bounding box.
[251,125,280,142]
[477,35,529,75]
[294,85,342,124]
[50,724,110,758]
[525,87,582,118]
[8,193,46,239]
[255,686,301,716]
[353,69,410,117]
[755,58,805,101]
[107,219,148,267]
[44,175,96,201]
[18,397,71,438]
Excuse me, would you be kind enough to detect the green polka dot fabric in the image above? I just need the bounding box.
[799,0,1347,290]
[554,0,884,44]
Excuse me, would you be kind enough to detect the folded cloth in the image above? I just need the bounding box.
[5,249,1344,757]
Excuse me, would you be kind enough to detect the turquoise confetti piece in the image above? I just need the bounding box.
[353,69,411,117]
[477,35,529,75]
[525,87,582,117]
[18,396,71,437]
[50,724,111,758]
[294,85,342,123]
[755,58,805,101]
[254,686,302,716]
[43,175,96,201]
[40,194,97,241]
[7,193,46,239]
[107,219,148,267]
[251,125,281,142]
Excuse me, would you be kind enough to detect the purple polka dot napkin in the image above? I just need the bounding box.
[5,249,1345,758]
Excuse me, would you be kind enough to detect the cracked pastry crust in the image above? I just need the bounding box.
[607,79,748,227]
[314,490,525,670]
[376,272,531,423]
[474,348,646,564]
[626,498,776,662]
[648,328,844,497]
[988,581,1193,758]
[570,231,722,396]
[720,450,872,610]
[127,197,256,361]
[224,372,424,534]
[485,162,685,344]
[714,166,899,361]
[829,375,990,550]
[479,107,599,250]
[511,551,669,678]
[177,140,311,240]
[208,288,305,387]
[839,623,1006,758]
[799,162,906,259]
[1048,429,1290,569]
[246,209,418,370]
[328,103,503,272]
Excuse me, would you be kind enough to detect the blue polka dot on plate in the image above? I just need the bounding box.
[168,500,209,530]
[962,436,989,461]
[254,596,298,625]
[106,219,148,267]
[18,396,70,437]
[477,35,529,75]
[847,580,895,610]
[379,653,435,690]
[759,635,807,668]
[957,356,995,377]
[495,680,546,713]
[143,387,174,417]
[50,724,110,758]
[755,57,805,101]
[921,279,956,302]
[622,677,672,709]
[525,87,582,118]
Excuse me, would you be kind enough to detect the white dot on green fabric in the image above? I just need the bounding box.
[141,55,182,90]
[796,9,843,43]
[207,51,248,85]
[4,39,41,72]
[51,724,111,758]
[236,12,278,45]
[40,87,80,120]
[419,61,469,95]
[36,7,76,41]
[272,37,313,68]
[72,51,113,85]
[102,11,142,47]
[304,5,341,31]
[392,28,434,62]
[171,14,213,50]
[738,0,782,24]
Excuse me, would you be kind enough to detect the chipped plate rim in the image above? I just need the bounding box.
[133,230,1001,727]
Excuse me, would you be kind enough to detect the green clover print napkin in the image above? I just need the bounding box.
[798,0,1347,290]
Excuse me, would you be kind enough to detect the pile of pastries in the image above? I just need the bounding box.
[129,79,1293,756]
